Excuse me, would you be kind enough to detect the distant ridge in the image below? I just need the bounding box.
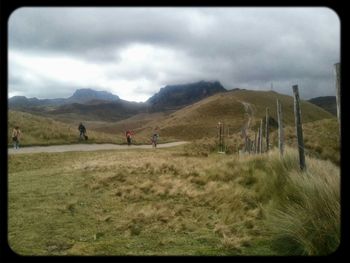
[308,96,337,116]
[9,88,119,109]
[8,81,228,121]
[147,80,227,111]
[67,88,120,103]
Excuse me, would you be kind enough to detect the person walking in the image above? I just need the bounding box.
[125,130,134,146]
[12,126,21,149]
[78,123,87,140]
[151,128,159,148]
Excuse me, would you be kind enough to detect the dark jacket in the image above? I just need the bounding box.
[78,124,86,133]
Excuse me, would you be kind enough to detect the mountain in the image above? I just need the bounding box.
[146,81,227,111]
[10,83,334,127]
[8,81,228,121]
[66,89,120,103]
[8,96,66,108]
[308,96,337,116]
[8,89,119,109]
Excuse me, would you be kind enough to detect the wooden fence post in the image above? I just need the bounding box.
[218,122,222,152]
[254,131,257,154]
[221,122,224,153]
[292,85,306,170]
[222,122,225,152]
[334,63,341,132]
[265,108,270,152]
[259,119,263,153]
[277,99,284,156]
[247,138,250,154]
[218,122,225,153]
[257,127,261,154]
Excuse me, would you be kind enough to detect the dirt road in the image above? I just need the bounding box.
[8,141,189,155]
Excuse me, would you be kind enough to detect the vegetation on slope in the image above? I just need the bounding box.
[9,89,334,146]
[128,90,334,141]
[270,118,340,165]
[182,117,339,166]
[8,146,339,255]
[8,110,163,146]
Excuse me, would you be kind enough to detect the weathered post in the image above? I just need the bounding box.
[222,122,225,152]
[277,99,284,156]
[265,108,270,152]
[218,122,222,152]
[259,119,263,153]
[292,85,306,170]
[220,122,223,153]
[218,122,225,153]
[334,63,341,132]
[249,138,252,154]
[257,127,261,154]
[254,131,257,154]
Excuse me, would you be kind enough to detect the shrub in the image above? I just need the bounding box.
[261,149,340,255]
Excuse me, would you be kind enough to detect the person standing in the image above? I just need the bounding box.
[12,126,21,149]
[151,128,159,148]
[78,123,87,140]
[125,130,134,146]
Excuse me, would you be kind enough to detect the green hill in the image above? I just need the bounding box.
[133,90,333,140]
[8,110,123,146]
[8,89,335,148]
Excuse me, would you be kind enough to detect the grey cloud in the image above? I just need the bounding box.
[8,7,340,100]
[9,8,190,61]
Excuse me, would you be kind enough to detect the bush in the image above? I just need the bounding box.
[261,150,340,255]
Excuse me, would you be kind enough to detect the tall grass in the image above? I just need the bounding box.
[8,144,339,255]
[182,142,340,255]
[270,118,340,165]
[252,148,340,255]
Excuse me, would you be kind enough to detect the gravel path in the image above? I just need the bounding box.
[8,141,189,155]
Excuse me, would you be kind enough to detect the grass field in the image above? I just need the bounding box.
[8,145,340,256]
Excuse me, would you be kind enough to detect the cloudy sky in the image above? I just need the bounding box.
[8,7,340,102]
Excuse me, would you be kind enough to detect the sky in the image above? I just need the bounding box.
[8,7,340,102]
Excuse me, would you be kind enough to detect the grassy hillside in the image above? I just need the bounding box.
[270,118,340,165]
[8,110,123,146]
[129,90,334,141]
[43,89,332,143]
[89,112,170,135]
[8,89,335,147]
[308,96,337,116]
[231,90,333,124]
[181,118,339,165]
[8,146,339,255]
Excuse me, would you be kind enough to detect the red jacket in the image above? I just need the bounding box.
[125,130,134,137]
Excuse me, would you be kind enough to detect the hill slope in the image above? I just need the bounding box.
[8,89,335,146]
[8,110,123,146]
[136,90,334,140]
[308,96,337,116]
[47,100,147,122]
